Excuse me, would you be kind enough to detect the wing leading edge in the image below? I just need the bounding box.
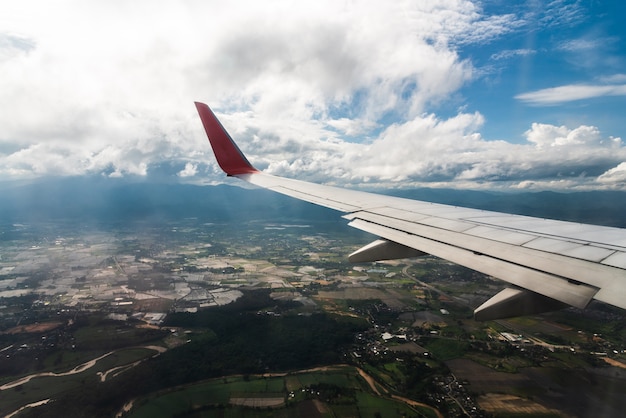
[194,102,626,320]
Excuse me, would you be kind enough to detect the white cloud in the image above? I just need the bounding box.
[0,0,499,180]
[178,162,198,178]
[490,49,535,61]
[515,83,626,105]
[598,162,626,185]
[263,110,626,190]
[0,1,624,191]
[326,118,378,138]
[599,74,626,84]
[539,0,585,28]
[558,38,605,52]
[525,123,605,148]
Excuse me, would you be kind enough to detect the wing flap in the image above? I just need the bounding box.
[603,252,626,269]
[347,217,599,309]
[474,288,570,321]
[346,209,624,293]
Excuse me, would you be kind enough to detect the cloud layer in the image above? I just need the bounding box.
[0,0,625,190]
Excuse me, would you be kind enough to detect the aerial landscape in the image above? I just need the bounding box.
[1,181,625,417]
[2,0,626,417]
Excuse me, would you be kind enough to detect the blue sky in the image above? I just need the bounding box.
[462,1,626,143]
[1,0,626,190]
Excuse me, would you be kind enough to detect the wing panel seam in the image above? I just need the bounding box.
[348,218,597,308]
[351,210,624,288]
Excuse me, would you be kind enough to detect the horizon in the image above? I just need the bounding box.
[2,177,626,229]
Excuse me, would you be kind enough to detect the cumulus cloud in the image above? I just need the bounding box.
[0,0,496,179]
[0,1,624,191]
[263,111,626,190]
[598,162,626,185]
[525,124,603,148]
[178,162,198,178]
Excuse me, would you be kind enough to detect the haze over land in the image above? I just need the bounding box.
[2,178,626,228]
[1,180,626,418]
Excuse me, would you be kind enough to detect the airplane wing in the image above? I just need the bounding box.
[195,102,626,320]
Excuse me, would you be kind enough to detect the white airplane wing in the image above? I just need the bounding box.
[195,102,626,320]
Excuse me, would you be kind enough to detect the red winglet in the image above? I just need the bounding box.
[195,102,259,176]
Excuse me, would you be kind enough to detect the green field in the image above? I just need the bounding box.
[422,338,469,360]
[128,367,434,418]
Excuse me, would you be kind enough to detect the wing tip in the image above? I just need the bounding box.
[195,101,259,176]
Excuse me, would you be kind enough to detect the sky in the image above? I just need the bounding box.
[1,0,626,191]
